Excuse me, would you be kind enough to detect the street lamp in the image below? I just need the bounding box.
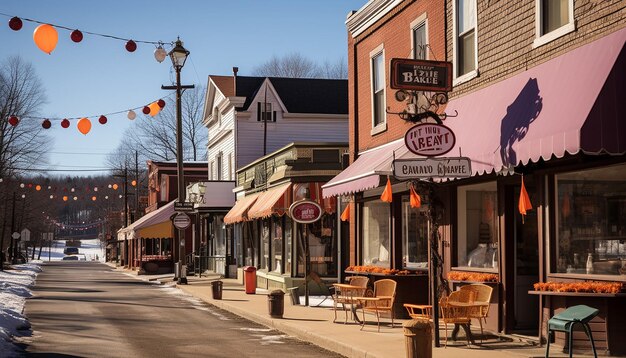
[162,38,194,284]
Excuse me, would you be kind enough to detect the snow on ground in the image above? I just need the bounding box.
[0,262,41,357]
[0,239,105,355]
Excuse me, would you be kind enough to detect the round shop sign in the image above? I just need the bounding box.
[172,212,191,229]
[404,123,456,156]
[289,200,322,224]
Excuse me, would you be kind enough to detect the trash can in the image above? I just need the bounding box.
[403,319,432,358]
[244,266,257,294]
[211,280,223,300]
[268,290,285,318]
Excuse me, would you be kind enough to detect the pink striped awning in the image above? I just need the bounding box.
[444,28,625,175]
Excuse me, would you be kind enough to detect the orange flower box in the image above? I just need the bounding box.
[533,281,624,294]
[447,270,499,283]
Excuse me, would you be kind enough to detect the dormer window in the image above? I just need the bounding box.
[213,107,221,126]
[257,102,275,122]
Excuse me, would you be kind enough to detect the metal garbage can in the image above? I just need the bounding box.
[244,266,257,294]
[211,280,223,300]
[268,290,285,318]
[403,319,432,358]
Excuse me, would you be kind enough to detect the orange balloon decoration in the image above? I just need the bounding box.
[91,196,97,201]
[409,185,421,208]
[63,196,68,202]
[518,175,533,223]
[33,24,58,54]
[77,117,92,135]
[340,205,350,222]
[380,177,393,203]
[112,184,119,190]
[148,102,161,117]
[35,185,42,191]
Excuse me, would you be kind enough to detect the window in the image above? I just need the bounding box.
[209,161,214,180]
[554,164,626,276]
[362,199,390,268]
[454,0,477,80]
[285,218,292,275]
[213,106,221,126]
[216,153,223,180]
[228,153,232,180]
[534,0,574,47]
[272,217,283,273]
[402,196,429,269]
[412,22,427,60]
[260,220,270,270]
[457,182,499,271]
[371,49,386,131]
[257,102,274,122]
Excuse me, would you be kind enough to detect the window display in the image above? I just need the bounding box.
[457,181,499,271]
[402,196,429,269]
[555,163,626,276]
[362,199,391,268]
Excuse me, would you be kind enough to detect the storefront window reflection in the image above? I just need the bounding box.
[362,199,391,268]
[261,220,270,271]
[285,219,292,274]
[402,196,429,269]
[457,182,499,271]
[272,217,283,273]
[555,164,626,276]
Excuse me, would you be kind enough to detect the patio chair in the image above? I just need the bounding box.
[403,303,433,322]
[439,295,472,347]
[360,279,397,331]
[332,276,369,323]
[459,284,493,341]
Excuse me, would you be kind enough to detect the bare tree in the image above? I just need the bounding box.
[320,57,348,79]
[0,56,51,178]
[253,52,322,78]
[107,85,207,170]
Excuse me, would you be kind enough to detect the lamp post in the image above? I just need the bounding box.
[162,38,194,284]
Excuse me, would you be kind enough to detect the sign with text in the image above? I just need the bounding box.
[172,212,191,229]
[404,123,456,156]
[289,200,322,224]
[174,201,195,212]
[390,58,452,92]
[393,157,472,179]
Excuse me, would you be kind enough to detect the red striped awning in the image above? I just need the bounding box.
[223,193,260,224]
[247,183,292,219]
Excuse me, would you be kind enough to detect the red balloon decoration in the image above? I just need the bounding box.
[98,115,107,124]
[61,118,70,128]
[157,99,166,108]
[8,116,19,126]
[9,17,22,31]
[42,119,52,129]
[125,40,137,52]
[71,29,83,43]
[142,106,151,115]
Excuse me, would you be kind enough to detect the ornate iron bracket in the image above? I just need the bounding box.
[386,90,458,124]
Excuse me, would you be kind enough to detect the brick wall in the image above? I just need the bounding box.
[447,0,626,98]
[348,0,447,156]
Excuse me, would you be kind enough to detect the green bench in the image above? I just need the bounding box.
[546,304,598,358]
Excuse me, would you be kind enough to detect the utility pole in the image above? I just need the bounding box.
[135,150,139,223]
[9,192,17,264]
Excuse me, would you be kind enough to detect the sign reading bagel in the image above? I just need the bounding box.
[390,58,452,92]
[405,123,456,156]
[289,200,322,224]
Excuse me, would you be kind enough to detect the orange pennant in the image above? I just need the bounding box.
[381,177,393,203]
[518,176,532,222]
[409,185,421,208]
[340,204,350,222]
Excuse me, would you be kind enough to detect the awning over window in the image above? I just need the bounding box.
[118,200,175,239]
[137,221,172,239]
[247,183,292,220]
[444,28,625,175]
[223,193,260,224]
[322,140,404,198]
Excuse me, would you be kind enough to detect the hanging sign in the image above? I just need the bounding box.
[21,228,31,242]
[174,201,195,212]
[393,157,472,179]
[390,58,453,92]
[172,212,191,229]
[289,200,322,224]
[405,123,456,156]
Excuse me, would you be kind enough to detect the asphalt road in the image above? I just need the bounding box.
[19,262,343,358]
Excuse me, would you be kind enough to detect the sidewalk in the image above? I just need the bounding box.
[170,275,568,358]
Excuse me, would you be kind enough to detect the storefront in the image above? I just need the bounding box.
[224,143,348,292]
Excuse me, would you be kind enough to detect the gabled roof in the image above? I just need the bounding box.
[209,75,347,115]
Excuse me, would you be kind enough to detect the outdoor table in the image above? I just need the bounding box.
[332,283,367,324]
[447,301,487,344]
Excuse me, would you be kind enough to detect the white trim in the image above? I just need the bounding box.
[410,13,429,60]
[346,0,403,38]
[370,44,386,135]
[533,0,575,48]
[452,0,478,81]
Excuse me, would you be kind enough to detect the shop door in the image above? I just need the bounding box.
[507,179,539,335]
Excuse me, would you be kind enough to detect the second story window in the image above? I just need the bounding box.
[455,0,477,79]
[216,153,223,180]
[257,102,275,122]
[371,48,386,131]
[413,22,427,60]
[534,0,574,47]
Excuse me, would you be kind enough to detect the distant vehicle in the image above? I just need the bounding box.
[64,247,79,255]
[62,255,79,261]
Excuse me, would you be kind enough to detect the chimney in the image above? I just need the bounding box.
[232,67,238,95]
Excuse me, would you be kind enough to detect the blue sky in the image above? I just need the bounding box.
[1,0,364,176]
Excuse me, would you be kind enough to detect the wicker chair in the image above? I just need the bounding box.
[459,284,493,341]
[403,303,433,322]
[360,279,397,331]
[332,276,369,323]
[440,293,473,347]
